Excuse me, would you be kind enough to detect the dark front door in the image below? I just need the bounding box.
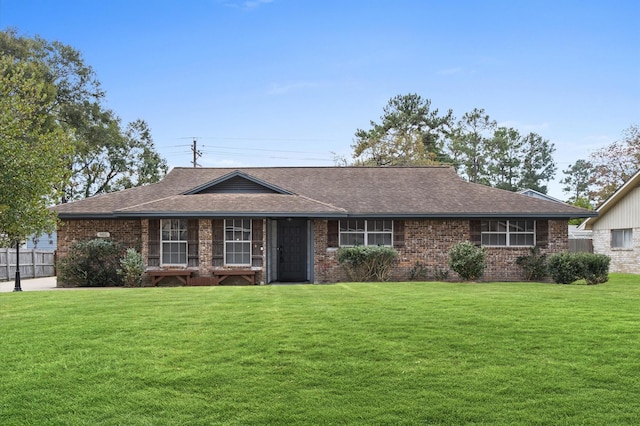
[277,219,307,282]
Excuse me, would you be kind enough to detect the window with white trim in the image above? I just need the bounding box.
[611,229,632,249]
[339,219,393,247]
[225,219,251,265]
[161,219,188,265]
[481,219,535,247]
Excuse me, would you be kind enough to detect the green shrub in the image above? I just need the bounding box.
[547,252,611,284]
[337,246,398,282]
[448,241,486,281]
[117,248,145,287]
[434,267,450,281]
[57,239,125,287]
[516,247,548,281]
[581,253,610,284]
[408,261,429,280]
[547,252,581,284]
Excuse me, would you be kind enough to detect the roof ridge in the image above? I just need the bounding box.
[115,195,179,212]
[296,194,348,212]
[171,165,454,170]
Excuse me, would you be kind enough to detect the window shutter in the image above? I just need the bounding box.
[327,220,339,248]
[148,219,160,267]
[536,220,548,248]
[212,219,224,266]
[187,219,199,267]
[393,220,405,247]
[469,220,482,246]
[252,219,263,267]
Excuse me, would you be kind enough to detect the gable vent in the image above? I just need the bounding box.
[195,176,280,194]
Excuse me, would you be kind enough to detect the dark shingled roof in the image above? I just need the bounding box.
[53,166,596,219]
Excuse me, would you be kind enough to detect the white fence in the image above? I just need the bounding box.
[0,249,55,281]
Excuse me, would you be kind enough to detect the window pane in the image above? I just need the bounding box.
[511,234,534,246]
[343,220,364,232]
[369,233,392,246]
[226,219,251,241]
[510,220,534,233]
[482,234,506,246]
[340,233,364,246]
[161,219,187,241]
[162,242,187,264]
[482,220,506,232]
[226,241,250,265]
[612,229,633,248]
[624,229,633,247]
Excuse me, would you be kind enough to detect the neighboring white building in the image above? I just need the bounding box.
[581,170,640,274]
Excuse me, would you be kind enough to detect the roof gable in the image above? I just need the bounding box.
[183,171,293,195]
[581,168,640,230]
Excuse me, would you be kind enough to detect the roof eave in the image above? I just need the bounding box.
[57,211,598,220]
[113,211,348,218]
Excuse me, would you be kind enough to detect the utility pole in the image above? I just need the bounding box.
[191,138,202,167]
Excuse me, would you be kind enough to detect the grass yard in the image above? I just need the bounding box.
[1,274,639,425]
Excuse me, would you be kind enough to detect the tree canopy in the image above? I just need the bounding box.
[350,94,558,194]
[561,124,639,205]
[0,28,167,204]
[351,94,454,166]
[0,56,72,244]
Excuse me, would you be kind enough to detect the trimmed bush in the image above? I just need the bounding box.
[408,261,429,281]
[117,248,145,287]
[57,239,125,287]
[547,252,610,285]
[581,253,610,284]
[337,246,398,282]
[546,252,582,284]
[516,247,548,281]
[448,241,486,281]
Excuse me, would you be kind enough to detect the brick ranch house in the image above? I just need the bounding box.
[53,166,596,285]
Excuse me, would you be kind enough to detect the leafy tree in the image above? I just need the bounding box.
[561,159,594,203]
[567,197,593,225]
[349,93,560,194]
[486,127,523,191]
[517,132,556,193]
[0,56,72,246]
[588,124,640,203]
[448,108,496,184]
[352,94,454,166]
[70,118,167,199]
[0,28,167,203]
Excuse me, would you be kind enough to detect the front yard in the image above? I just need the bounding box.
[1,275,639,425]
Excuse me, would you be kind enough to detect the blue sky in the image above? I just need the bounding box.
[1,0,638,199]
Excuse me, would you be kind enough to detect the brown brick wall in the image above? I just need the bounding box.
[59,218,267,286]
[57,219,142,259]
[313,218,570,283]
[313,219,348,283]
[60,217,569,284]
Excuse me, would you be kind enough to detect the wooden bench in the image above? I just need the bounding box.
[212,269,256,285]
[187,276,217,286]
[146,269,193,286]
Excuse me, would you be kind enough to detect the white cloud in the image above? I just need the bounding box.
[437,67,464,75]
[219,0,274,10]
[244,0,273,9]
[267,81,320,95]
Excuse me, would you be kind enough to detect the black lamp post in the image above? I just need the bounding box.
[13,239,22,292]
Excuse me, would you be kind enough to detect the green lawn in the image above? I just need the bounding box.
[1,275,639,425]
